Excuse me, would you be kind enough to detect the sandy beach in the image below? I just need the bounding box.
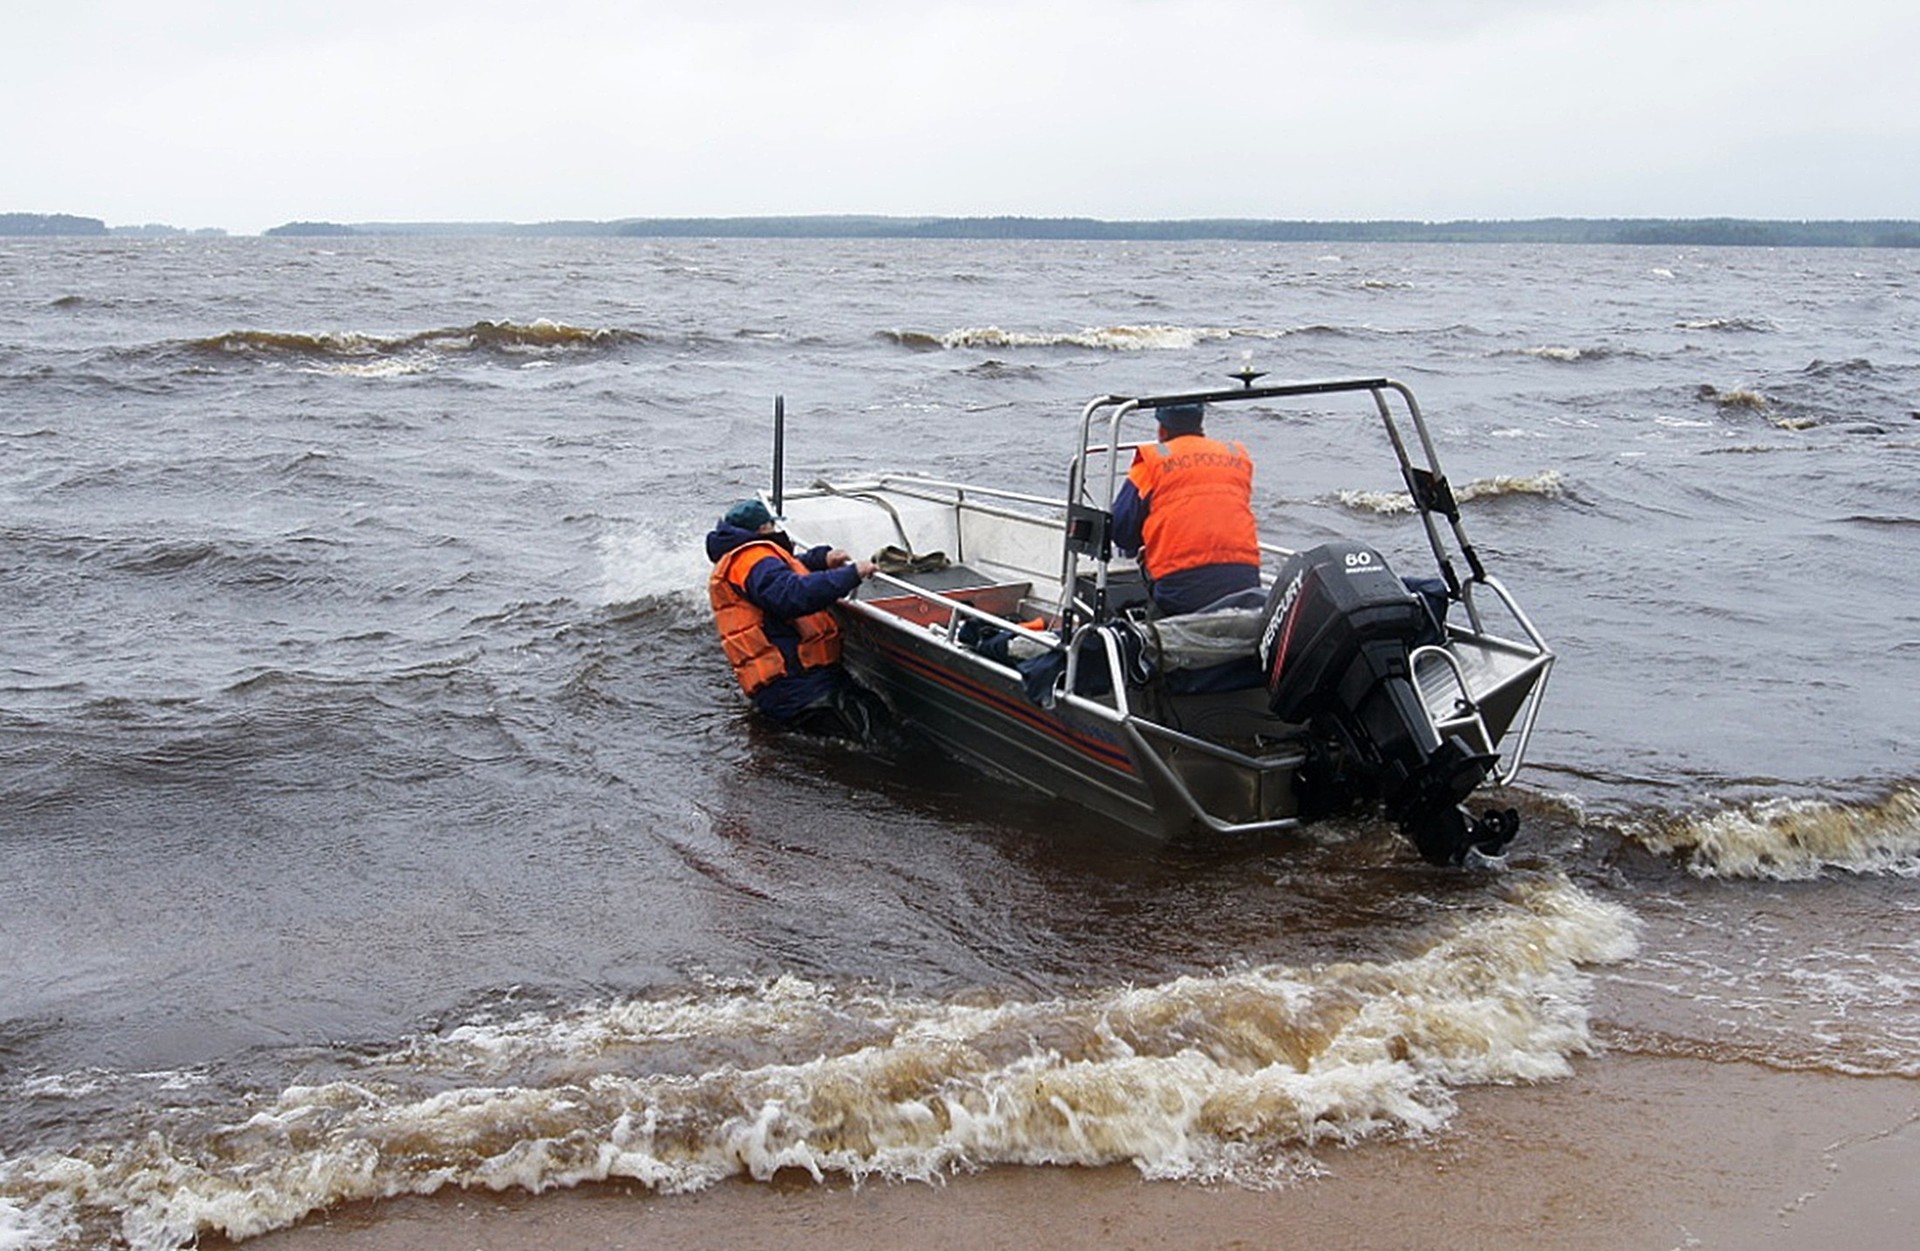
[227,1056,1919,1251]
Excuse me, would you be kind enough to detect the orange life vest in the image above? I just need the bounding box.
[1127,435,1261,579]
[708,540,844,696]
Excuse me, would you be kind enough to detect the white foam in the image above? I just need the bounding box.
[0,1195,73,1251]
[1337,470,1565,515]
[932,325,1235,351]
[303,354,440,379]
[11,1068,208,1100]
[597,526,710,607]
[0,878,1637,1249]
[1634,787,1920,880]
[1336,488,1417,515]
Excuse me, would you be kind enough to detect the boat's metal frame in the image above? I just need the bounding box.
[769,376,1554,853]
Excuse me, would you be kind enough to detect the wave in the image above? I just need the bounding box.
[961,360,1043,378]
[171,320,649,374]
[0,877,1635,1250]
[1690,385,1829,431]
[1627,785,1920,880]
[1504,345,1611,363]
[192,328,388,357]
[1675,317,1774,333]
[1695,384,1769,411]
[597,527,713,609]
[76,532,343,592]
[1335,470,1566,515]
[1800,357,1877,378]
[874,323,1413,354]
[880,324,1239,352]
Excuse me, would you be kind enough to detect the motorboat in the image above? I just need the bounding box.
[763,373,1554,864]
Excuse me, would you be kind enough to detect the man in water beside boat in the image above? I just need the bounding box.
[1111,402,1262,616]
[706,498,888,740]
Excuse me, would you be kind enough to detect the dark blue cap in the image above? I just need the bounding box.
[723,498,776,530]
[1157,402,1206,434]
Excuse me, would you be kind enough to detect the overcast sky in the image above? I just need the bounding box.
[5,0,1913,234]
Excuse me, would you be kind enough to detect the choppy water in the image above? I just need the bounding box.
[1,236,1917,1249]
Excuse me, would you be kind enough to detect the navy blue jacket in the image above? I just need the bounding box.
[706,523,863,721]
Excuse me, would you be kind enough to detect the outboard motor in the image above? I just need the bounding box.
[1258,542,1514,864]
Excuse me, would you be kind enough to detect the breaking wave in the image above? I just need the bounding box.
[881,325,1239,352]
[1495,343,1659,365]
[1695,384,1769,411]
[1510,345,1601,363]
[1335,470,1565,515]
[1629,785,1920,880]
[172,320,648,374]
[597,526,712,608]
[1675,317,1774,333]
[878,322,1470,353]
[0,877,1635,1250]
[1691,385,1826,430]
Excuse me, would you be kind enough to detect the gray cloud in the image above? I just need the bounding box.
[3,0,1913,232]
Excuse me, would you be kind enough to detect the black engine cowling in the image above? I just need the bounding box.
[1257,542,1511,863]
[1260,542,1428,723]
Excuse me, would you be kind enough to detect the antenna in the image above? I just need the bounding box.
[771,395,785,516]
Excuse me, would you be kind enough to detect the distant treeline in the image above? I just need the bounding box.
[11,211,1919,246]
[1,213,109,236]
[0,213,224,237]
[265,215,1920,247]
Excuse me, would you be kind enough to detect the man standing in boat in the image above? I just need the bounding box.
[706,498,886,740]
[1111,402,1262,615]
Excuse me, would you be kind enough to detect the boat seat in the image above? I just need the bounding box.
[879,562,1003,595]
[1123,604,1269,694]
[1139,605,1265,671]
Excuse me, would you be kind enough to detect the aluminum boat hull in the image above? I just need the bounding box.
[759,376,1554,860]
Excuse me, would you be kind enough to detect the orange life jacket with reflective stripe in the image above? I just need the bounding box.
[1128,435,1260,579]
[708,540,843,696]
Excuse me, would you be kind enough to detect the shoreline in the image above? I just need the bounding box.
[11,213,1920,247]
[226,1055,1920,1251]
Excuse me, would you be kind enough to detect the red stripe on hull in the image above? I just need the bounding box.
[869,638,1138,776]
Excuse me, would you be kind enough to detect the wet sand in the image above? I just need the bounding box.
[228,1056,1919,1251]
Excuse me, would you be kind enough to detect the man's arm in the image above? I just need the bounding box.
[742,554,863,618]
[1111,479,1146,557]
